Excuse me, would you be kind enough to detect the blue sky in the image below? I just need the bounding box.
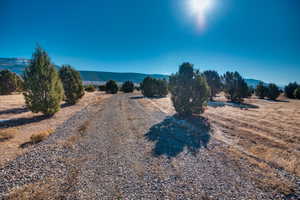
[0,0,299,85]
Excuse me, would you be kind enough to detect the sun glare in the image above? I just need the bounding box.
[186,0,215,30]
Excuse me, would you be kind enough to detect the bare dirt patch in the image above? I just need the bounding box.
[0,92,109,167]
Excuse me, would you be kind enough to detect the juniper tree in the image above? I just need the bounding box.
[121,81,134,93]
[267,83,280,100]
[155,79,168,97]
[23,46,64,116]
[284,82,298,99]
[294,87,300,99]
[0,70,19,95]
[222,71,248,102]
[255,81,268,99]
[59,65,84,104]
[140,77,156,97]
[169,62,209,117]
[106,80,118,94]
[203,70,222,101]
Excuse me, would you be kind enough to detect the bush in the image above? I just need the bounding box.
[294,87,300,99]
[267,83,280,100]
[140,77,156,97]
[284,82,299,99]
[59,65,84,104]
[140,77,168,97]
[121,81,134,93]
[222,71,248,102]
[255,81,268,99]
[23,46,64,116]
[84,85,96,92]
[106,80,118,94]
[169,62,209,116]
[0,70,19,95]
[203,70,222,100]
[98,84,106,91]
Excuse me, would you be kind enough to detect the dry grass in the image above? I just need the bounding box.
[29,129,54,144]
[0,128,17,142]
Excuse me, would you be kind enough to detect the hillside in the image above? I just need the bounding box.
[0,58,263,86]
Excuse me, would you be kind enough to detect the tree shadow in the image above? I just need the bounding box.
[265,99,289,103]
[0,115,50,128]
[0,107,28,116]
[61,102,74,108]
[144,115,211,158]
[208,101,259,109]
[130,96,144,99]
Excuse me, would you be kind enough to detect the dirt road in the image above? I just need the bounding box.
[0,93,298,199]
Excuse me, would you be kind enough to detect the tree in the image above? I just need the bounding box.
[155,79,168,97]
[121,81,134,93]
[203,70,222,101]
[267,83,280,100]
[0,70,19,95]
[140,77,168,97]
[106,80,118,94]
[98,84,106,91]
[294,87,300,99]
[59,65,84,104]
[255,81,268,99]
[169,62,209,116]
[23,46,64,116]
[284,82,299,99]
[222,71,249,102]
[84,85,96,92]
[140,77,156,97]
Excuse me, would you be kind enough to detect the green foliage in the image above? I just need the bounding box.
[98,84,106,91]
[169,62,209,116]
[59,65,84,104]
[222,71,249,102]
[0,70,19,95]
[294,87,300,99]
[267,83,280,100]
[140,77,168,97]
[203,70,222,100]
[106,80,118,94]
[284,82,299,99]
[84,85,96,92]
[23,46,64,116]
[121,81,134,93]
[247,86,254,98]
[255,82,268,99]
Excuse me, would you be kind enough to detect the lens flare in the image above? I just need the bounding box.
[186,0,214,30]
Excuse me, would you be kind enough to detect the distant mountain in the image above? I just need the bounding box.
[0,58,167,83]
[0,58,269,86]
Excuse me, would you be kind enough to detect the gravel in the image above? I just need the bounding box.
[0,93,298,199]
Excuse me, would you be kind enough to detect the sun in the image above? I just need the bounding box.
[186,0,215,30]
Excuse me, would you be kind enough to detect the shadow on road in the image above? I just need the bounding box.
[145,115,211,158]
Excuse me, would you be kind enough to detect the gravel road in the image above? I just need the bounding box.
[0,93,297,199]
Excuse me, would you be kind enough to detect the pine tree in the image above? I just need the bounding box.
[0,70,19,95]
[59,65,84,104]
[222,71,248,102]
[267,83,280,100]
[121,81,134,93]
[203,70,222,101]
[106,80,118,94]
[169,62,209,116]
[23,46,64,116]
[155,79,168,97]
[255,81,268,99]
